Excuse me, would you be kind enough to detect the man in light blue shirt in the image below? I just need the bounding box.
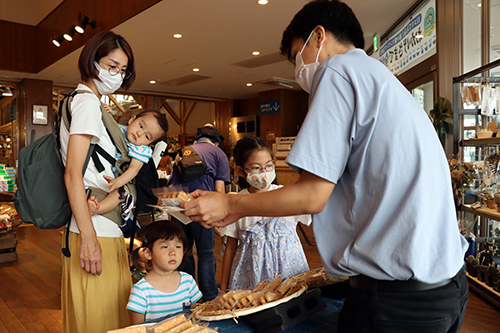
[183,1,468,332]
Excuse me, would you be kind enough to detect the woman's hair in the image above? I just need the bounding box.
[135,109,169,144]
[78,31,136,90]
[280,0,364,62]
[233,136,273,189]
[141,220,189,268]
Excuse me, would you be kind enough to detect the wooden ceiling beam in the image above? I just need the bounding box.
[183,102,197,123]
[162,100,181,125]
[0,0,161,73]
[0,94,17,110]
[107,94,132,120]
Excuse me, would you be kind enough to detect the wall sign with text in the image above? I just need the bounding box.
[260,100,281,114]
[371,0,436,76]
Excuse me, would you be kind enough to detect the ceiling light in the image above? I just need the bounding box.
[257,0,269,4]
[75,16,96,34]
[2,87,13,97]
[252,51,260,56]
[53,34,64,47]
[246,83,253,87]
[193,68,200,72]
[150,80,156,84]
[478,3,481,7]
[173,34,182,38]
[63,25,76,41]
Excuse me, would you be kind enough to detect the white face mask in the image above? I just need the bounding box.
[295,30,322,93]
[93,62,123,96]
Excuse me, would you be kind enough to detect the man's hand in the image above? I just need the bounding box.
[181,190,240,228]
[79,233,102,275]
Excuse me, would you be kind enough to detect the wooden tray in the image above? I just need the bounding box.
[194,284,307,321]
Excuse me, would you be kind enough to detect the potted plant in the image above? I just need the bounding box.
[466,255,476,275]
[470,257,481,277]
[429,97,453,146]
[448,157,474,206]
[485,264,499,287]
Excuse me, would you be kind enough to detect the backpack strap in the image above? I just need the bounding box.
[58,90,96,171]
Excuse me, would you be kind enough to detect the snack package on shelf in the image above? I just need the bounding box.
[481,84,496,117]
[107,313,216,333]
[461,85,473,107]
[0,202,21,232]
[151,186,193,224]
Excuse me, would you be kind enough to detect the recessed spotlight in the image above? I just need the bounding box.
[150,80,156,84]
[246,83,253,87]
[257,0,269,5]
[193,68,200,72]
[252,51,260,56]
[173,33,182,38]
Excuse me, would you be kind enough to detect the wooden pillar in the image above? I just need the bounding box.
[16,79,53,150]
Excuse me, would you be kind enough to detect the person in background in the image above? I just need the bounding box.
[127,220,202,324]
[60,31,136,332]
[219,136,311,292]
[182,1,469,332]
[167,124,230,301]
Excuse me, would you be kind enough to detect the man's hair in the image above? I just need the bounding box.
[135,109,169,145]
[280,0,364,62]
[78,31,136,90]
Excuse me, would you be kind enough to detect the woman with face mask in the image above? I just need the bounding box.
[218,136,312,293]
[59,31,136,333]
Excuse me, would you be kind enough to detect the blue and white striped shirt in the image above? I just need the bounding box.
[126,272,202,321]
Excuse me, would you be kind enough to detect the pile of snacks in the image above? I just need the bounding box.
[193,267,344,320]
[107,314,215,333]
[193,277,307,319]
[152,187,194,224]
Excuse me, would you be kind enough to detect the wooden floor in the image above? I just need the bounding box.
[1,224,499,332]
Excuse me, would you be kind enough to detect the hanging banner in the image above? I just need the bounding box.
[372,0,436,76]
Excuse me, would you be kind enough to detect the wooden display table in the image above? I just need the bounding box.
[0,229,17,263]
[0,194,18,263]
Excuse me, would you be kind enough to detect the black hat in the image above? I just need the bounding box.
[195,124,224,145]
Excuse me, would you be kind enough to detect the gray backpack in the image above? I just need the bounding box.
[13,90,136,255]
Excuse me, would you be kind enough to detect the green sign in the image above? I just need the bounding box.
[373,34,378,52]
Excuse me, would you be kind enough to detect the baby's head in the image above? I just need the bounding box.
[126,109,169,147]
[141,220,189,271]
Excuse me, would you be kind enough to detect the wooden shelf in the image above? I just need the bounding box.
[466,272,500,309]
[461,204,500,221]
[463,137,500,146]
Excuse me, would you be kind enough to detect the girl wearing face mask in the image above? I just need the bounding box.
[59,31,136,333]
[219,136,312,293]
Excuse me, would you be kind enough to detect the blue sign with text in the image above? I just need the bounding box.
[260,99,281,114]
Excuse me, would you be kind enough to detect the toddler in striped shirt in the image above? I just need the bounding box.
[127,220,202,324]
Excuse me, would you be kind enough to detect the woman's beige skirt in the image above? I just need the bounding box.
[61,230,132,333]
